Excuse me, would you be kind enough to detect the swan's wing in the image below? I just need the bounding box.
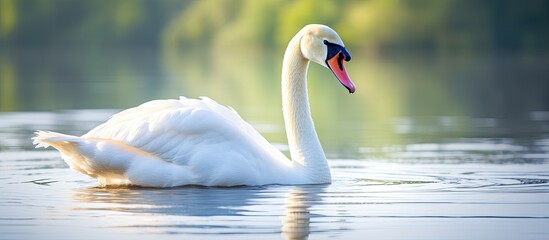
[83,97,287,167]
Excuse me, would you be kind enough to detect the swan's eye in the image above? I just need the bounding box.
[323,40,329,45]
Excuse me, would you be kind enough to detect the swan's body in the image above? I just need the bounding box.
[33,24,355,187]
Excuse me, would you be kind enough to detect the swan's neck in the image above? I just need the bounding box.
[281,35,331,183]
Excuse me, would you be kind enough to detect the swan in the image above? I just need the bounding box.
[32,24,355,187]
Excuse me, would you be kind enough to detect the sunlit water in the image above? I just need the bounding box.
[1,110,548,240]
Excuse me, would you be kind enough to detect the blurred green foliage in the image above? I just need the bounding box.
[1,0,548,55]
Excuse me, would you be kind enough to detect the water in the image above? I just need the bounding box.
[1,110,548,240]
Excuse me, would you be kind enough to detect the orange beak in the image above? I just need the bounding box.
[326,50,355,93]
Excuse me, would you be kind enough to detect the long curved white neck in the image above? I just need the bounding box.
[281,34,331,183]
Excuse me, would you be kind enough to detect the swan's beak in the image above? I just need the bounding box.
[326,49,355,93]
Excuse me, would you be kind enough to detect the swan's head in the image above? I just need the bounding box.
[299,24,355,93]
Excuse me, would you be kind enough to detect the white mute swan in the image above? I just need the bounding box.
[32,24,355,187]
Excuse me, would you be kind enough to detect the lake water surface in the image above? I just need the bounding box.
[1,110,548,240]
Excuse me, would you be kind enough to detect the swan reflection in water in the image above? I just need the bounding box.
[71,185,324,238]
[281,187,321,240]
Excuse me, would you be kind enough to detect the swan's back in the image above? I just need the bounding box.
[85,97,263,163]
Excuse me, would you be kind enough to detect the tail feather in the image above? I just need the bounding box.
[33,131,103,181]
[32,131,81,148]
